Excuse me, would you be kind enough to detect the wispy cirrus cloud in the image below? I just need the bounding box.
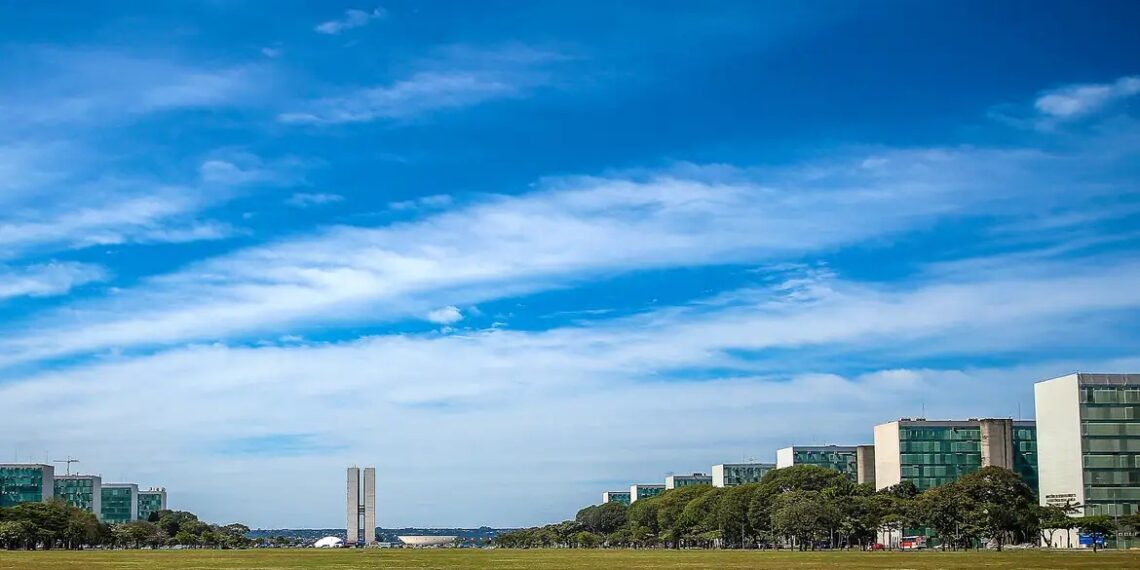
[314,7,385,35]
[0,262,108,301]
[286,192,343,208]
[0,49,274,129]
[1035,75,1140,119]
[278,45,568,124]
[1,121,1135,366]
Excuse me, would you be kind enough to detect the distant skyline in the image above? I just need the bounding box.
[1,1,1139,528]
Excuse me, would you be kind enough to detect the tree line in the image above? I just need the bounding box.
[0,501,255,550]
[494,465,1139,551]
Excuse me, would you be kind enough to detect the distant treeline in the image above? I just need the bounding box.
[0,502,253,550]
[494,466,1138,551]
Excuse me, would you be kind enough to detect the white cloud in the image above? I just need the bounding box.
[286,192,344,208]
[1035,75,1140,119]
[0,135,1132,365]
[425,306,463,325]
[0,49,273,128]
[0,262,107,300]
[278,45,565,124]
[388,194,452,210]
[314,7,385,35]
[2,257,1138,525]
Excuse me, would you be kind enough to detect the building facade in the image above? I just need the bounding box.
[601,491,630,505]
[628,484,664,503]
[873,418,1037,492]
[1036,373,1140,548]
[856,445,877,487]
[346,467,377,545]
[665,473,712,489]
[53,475,102,517]
[0,464,54,508]
[711,463,775,487]
[101,484,139,524]
[776,445,860,481]
[137,488,167,521]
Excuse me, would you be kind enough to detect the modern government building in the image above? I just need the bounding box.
[600,372,1140,548]
[0,463,167,524]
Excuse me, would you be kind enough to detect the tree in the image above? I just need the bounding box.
[1076,515,1116,552]
[955,467,1037,550]
[769,491,839,550]
[574,531,600,548]
[914,483,974,550]
[1036,502,1080,548]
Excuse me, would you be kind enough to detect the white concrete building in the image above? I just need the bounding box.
[1036,373,1140,549]
[711,463,775,487]
[665,473,712,489]
[629,484,664,503]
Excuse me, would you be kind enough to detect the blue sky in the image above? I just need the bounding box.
[1,1,1139,528]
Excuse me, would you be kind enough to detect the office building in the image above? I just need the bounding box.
[665,473,712,489]
[629,484,664,503]
[138,488,167,521]
[776,445,861,481]
[601,491,630,505]
[712,463,776,487]
[101,484,139,524]
[874,418,1037,491]
[346,467,377,545]
[0,464,54,507]
[1036,373,1140,548]
[54,475,102,517]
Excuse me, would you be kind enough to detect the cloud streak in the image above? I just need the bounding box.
[315,7,385,35]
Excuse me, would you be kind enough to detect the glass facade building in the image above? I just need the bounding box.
[776,446,859,481]
[137,489,167,521]
[712,463,775,487]
[665,473,712,489]
[629,484,665,503]
[101,484,139,524]
[601,491,630,505]
[53,475,102,515]
[0,464,54,508]
[875,419,1037,492]
[1037,373,1140,549]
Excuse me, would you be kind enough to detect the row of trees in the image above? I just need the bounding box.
[0,501,253,550]
[495,465,1139,550]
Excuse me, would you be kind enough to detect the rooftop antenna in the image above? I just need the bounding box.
[53,456,80,476]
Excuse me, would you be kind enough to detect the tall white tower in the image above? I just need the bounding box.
[346,467,377,545]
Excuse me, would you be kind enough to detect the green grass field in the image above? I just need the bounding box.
[0,549,1137,570]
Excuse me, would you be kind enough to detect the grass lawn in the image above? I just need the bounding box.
[0,549,1138,570]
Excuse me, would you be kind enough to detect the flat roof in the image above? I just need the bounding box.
[781,445,860,451]
[716,463,776,468]
[631,484,665,488]
[0,463,52,468]
[886,418,1035,427]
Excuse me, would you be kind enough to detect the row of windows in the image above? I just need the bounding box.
[1084,487,1140,501]
[900,428,980,441]
[1083,423,1140,437]
[900,453,983,465]
[1082,438,1140,453]
[1085,502,1138,517]
[1080,388,1140,405]
[900,441,980,453]
[1081,406,1140,420]
[901,465,975,477]
[1083,454,1140,469]
[1085,470,1140,485]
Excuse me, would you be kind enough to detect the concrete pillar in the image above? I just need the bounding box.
[856,445,876,486]
[346,467,360,544]
[980,419,1015,469]
[363,468,377,545]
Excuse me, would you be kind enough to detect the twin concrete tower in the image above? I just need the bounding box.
[346,467,377,545]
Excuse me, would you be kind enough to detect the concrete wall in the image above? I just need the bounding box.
[711,465,725,488]
[346,467,360,544]
[979,418,1015,469]
[775,447,794,469]
[856,445,876,487]
[363,468,377,545]
[873,422,901,490]
[1034,374,1085,518]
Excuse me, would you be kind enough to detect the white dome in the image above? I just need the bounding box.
[314,536,345,548]
[398,535,456,547]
